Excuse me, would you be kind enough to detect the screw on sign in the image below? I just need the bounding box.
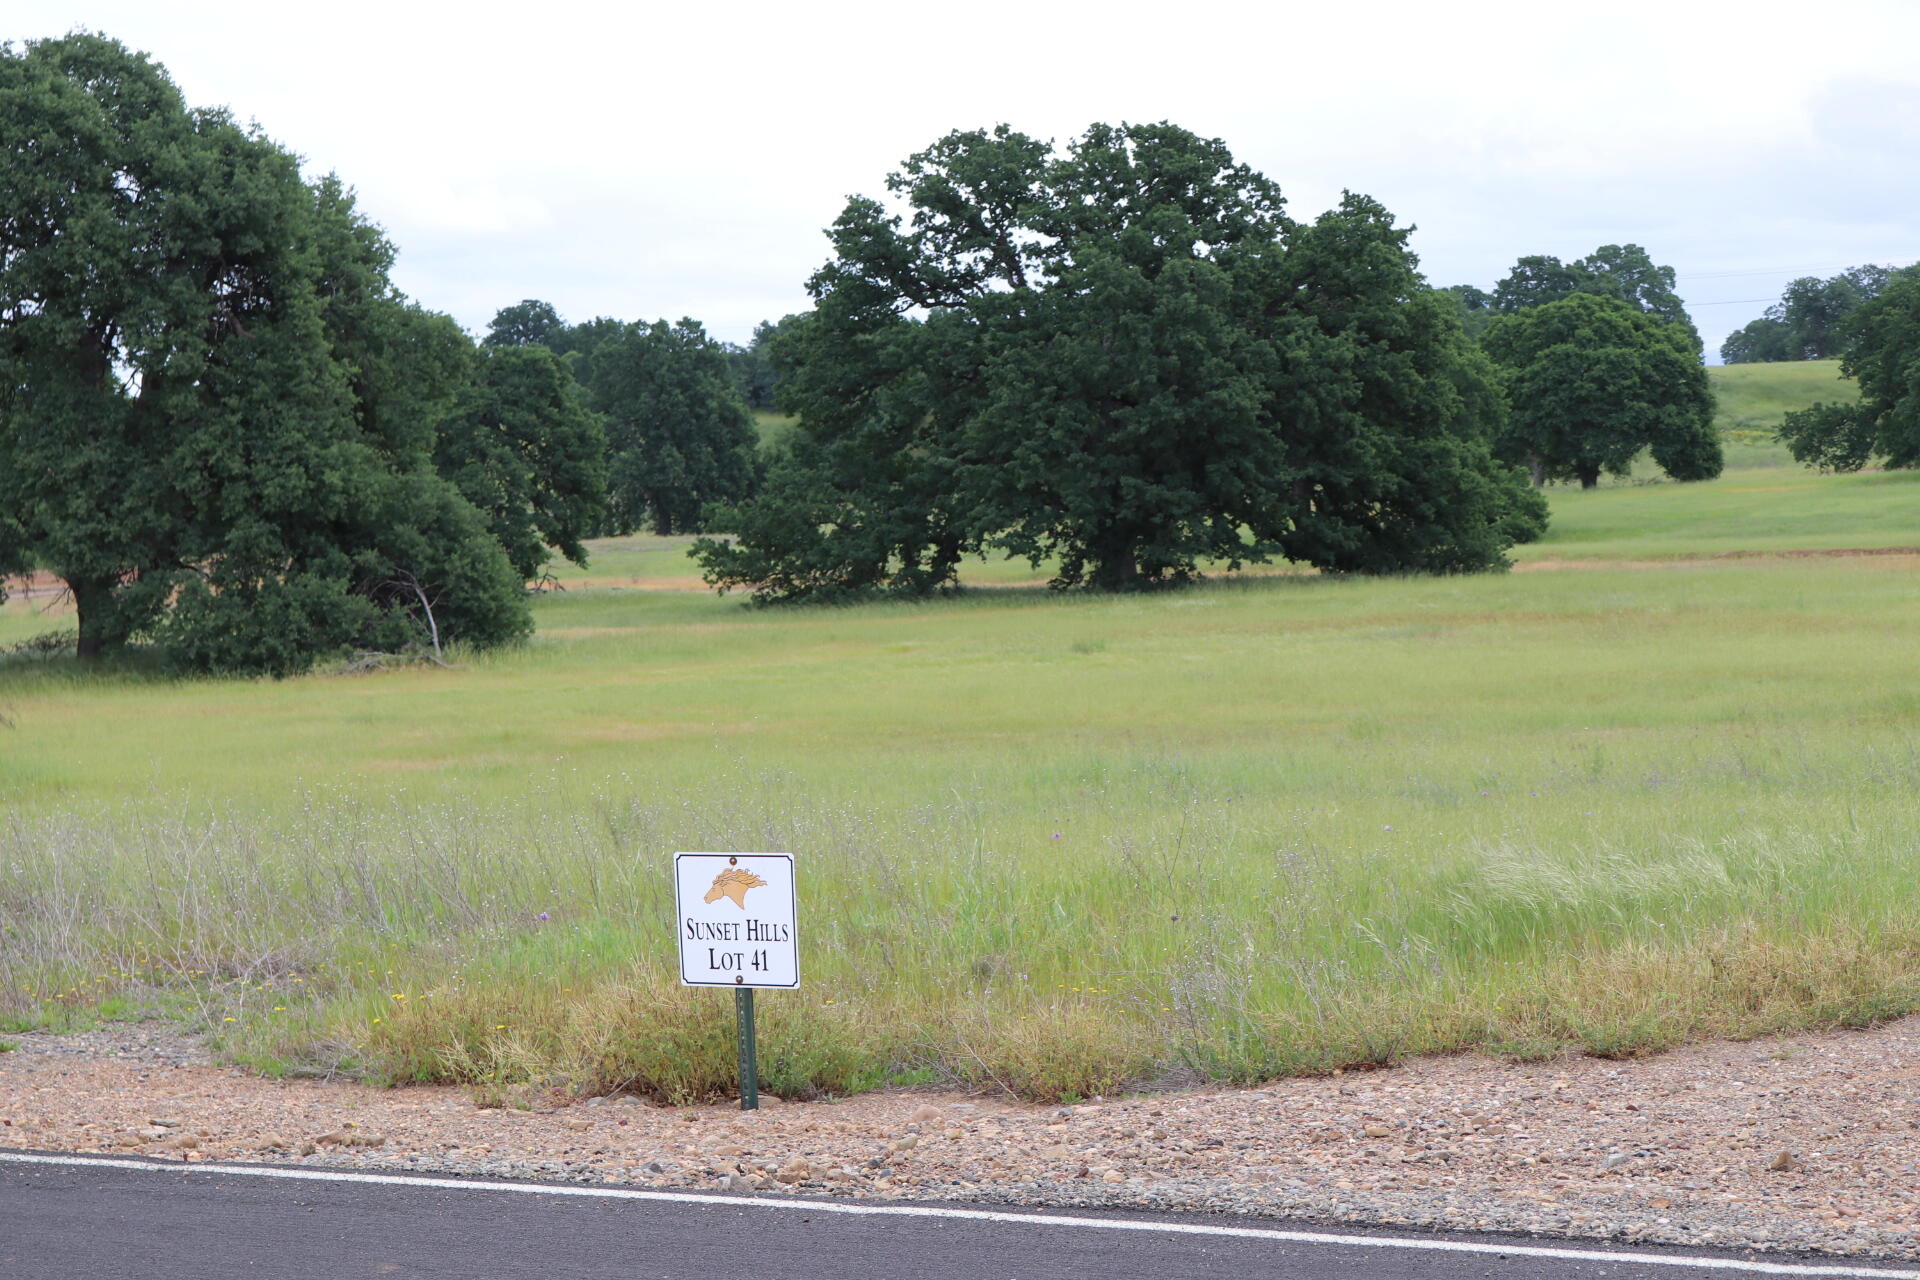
[674,853,798,1110]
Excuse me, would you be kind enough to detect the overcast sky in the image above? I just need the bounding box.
[17,0,1920,358]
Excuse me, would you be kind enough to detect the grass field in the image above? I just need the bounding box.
[3,365,1918,1103]
[1708,360,1853,435]
[472,462,1920,593]
[1706,359,1853,470]
[753,410,798,453]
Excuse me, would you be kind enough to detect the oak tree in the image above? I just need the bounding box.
[1777,267,1920,469]
[0,34,529,672]
[1484,293,1719,489]
[588,319,758,536]
[725,313,805,410]
[483,299,566,349]
[1492,244,1690,331]
[437,343,609,579]
[696,122,1542,600]
[1720,265,1897,364]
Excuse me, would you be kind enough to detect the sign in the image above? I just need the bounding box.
[674,852,798,988]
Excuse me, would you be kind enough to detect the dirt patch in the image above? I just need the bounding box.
[565,549,1920,592]
[1720,545,1920,560]
[545,576,715,593]
[6,1018,1920,1260]
[1515,547,1920,573]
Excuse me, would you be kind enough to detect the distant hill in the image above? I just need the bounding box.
[1705,360,1857,469]
[1708,360,1855,435]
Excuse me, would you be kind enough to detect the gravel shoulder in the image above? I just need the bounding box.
[4,1018,1919,1260]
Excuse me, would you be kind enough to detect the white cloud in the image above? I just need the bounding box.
[18,0,1920,355]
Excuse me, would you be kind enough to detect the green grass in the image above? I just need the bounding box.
[536,533,714,588]
[754,410,798,453]
[1706,360,1857,470]
[8,469,1920,1099]
[1708,359,1855,434]
[4,393,1919,1099]
[529,462,1920,589]
[1516,465,1920,561]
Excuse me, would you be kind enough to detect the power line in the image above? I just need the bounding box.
[1685,259,1920,309]
[1678,258,1917,282]
[1681,264,1849,281]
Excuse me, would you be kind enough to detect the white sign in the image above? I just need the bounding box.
[674,853,799,988]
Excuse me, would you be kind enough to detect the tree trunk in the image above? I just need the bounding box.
[71,575,116,662]
[928,533,962,586]
[1527,455,1548,488]
[1089,531,1141,591]
[651,495,674,537]
[1576,464,1601,490]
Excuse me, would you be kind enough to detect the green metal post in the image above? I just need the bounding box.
[735,986,758,1110]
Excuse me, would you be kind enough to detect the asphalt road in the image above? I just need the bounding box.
[4,1151,1917,1280]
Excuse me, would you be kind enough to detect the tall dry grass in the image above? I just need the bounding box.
[5,771,1918,1101]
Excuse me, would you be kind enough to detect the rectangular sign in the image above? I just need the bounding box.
[674,852,799,988]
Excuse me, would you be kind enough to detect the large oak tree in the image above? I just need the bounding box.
[696,122,1542,600]
[1484,293,1719,489]
[0,34,528,671]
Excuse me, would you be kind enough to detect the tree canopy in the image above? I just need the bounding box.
[724,314,805,410]
[1489,244,1691,333]
[588,319,758,536]
[694,122,1543,601]
[0,33,530,672]
[1776,267,1920,470]
[436,344,609,579]
[483,299,566,349]
[473,300,762,539]
[1441,284,1497,341]
[1484,293,1720,489]
[1720,265,1896,364]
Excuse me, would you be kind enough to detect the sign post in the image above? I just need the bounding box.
[735,988,758,1111]
[674,853,797,1111]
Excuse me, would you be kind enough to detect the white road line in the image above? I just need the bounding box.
[3,1150,1917,1278]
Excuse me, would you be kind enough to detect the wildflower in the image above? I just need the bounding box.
[537,912,550,921]
[222,1017,236,1023]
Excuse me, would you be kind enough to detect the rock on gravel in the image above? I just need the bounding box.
[6,1018,1920,1261]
